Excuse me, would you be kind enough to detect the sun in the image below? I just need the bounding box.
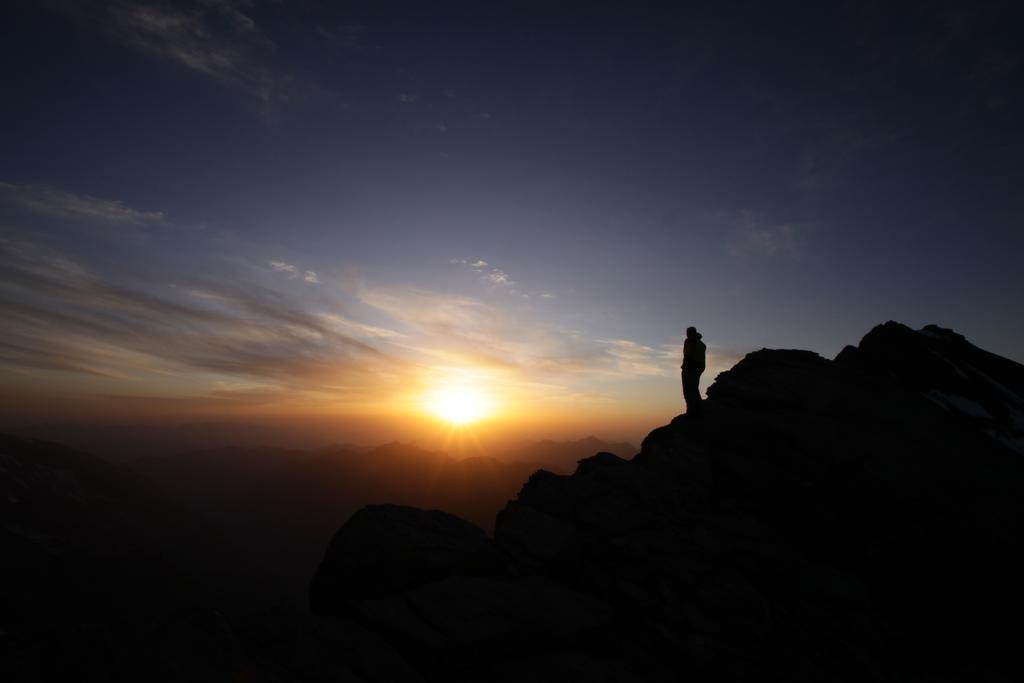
[428,386,492,426]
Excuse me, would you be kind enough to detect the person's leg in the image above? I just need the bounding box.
[691,371,703,414]
[681,371,687,412]
[683,371,698,414]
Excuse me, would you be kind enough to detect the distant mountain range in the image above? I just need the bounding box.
[0,421,349,463]
[489,435,636,472]
[129,436,634,601]
[2,418,637,466]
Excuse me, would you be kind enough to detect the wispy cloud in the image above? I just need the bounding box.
[268,259,319,284]
[0,182,164,225]
[358,286,502,341]
[269,259,297,274]
[0,239,401,402]
[451,257,555,299]
[60,0,288,101]
[318,313,405,341]
[356,282,678,384]
[485,269,515,287]
[597,339,666,376]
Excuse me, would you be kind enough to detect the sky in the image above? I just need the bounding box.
[1,1,1022,446]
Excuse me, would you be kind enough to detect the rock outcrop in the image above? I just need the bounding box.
[309,504,622,680]
[310,504,507,613]
[311,323,1024,682]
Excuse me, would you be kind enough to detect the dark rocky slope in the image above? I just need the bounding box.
[312,323,1024,682]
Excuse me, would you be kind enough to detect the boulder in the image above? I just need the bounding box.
[309,504,505,616]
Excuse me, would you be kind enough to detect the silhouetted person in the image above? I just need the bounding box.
[681,326,706,415]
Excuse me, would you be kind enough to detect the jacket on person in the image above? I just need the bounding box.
[682,335,706,372]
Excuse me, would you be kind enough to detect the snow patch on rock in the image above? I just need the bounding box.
[926,391,993,419]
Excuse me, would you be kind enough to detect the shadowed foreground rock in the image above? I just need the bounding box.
[310,504,506,612]
[312,323,1024,682]
[309,504,635,681]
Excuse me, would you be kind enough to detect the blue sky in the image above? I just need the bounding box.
[1,1,1022,442]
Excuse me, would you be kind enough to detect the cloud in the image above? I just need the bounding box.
[61,0,288,101]
[597,339,667,376]
[269,259,297,274]
[485,269,515,287]
[318,313,405,341]
[210,0,259,34]
[356,282,680,384]
[451,257,559,300]
[358,286,502,340]
[268,259,319,284]
[357,265,677,386]
[204,380,291,404]
[0,182,164,225]
[0,239,402,400]
[359,284,544,367]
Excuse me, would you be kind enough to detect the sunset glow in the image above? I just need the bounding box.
[1,2,1021,452]
[427,385,493,426]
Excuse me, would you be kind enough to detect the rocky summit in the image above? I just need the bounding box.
[311,322,1024,682]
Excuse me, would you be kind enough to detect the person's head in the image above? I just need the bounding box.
[686,326,698,339]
